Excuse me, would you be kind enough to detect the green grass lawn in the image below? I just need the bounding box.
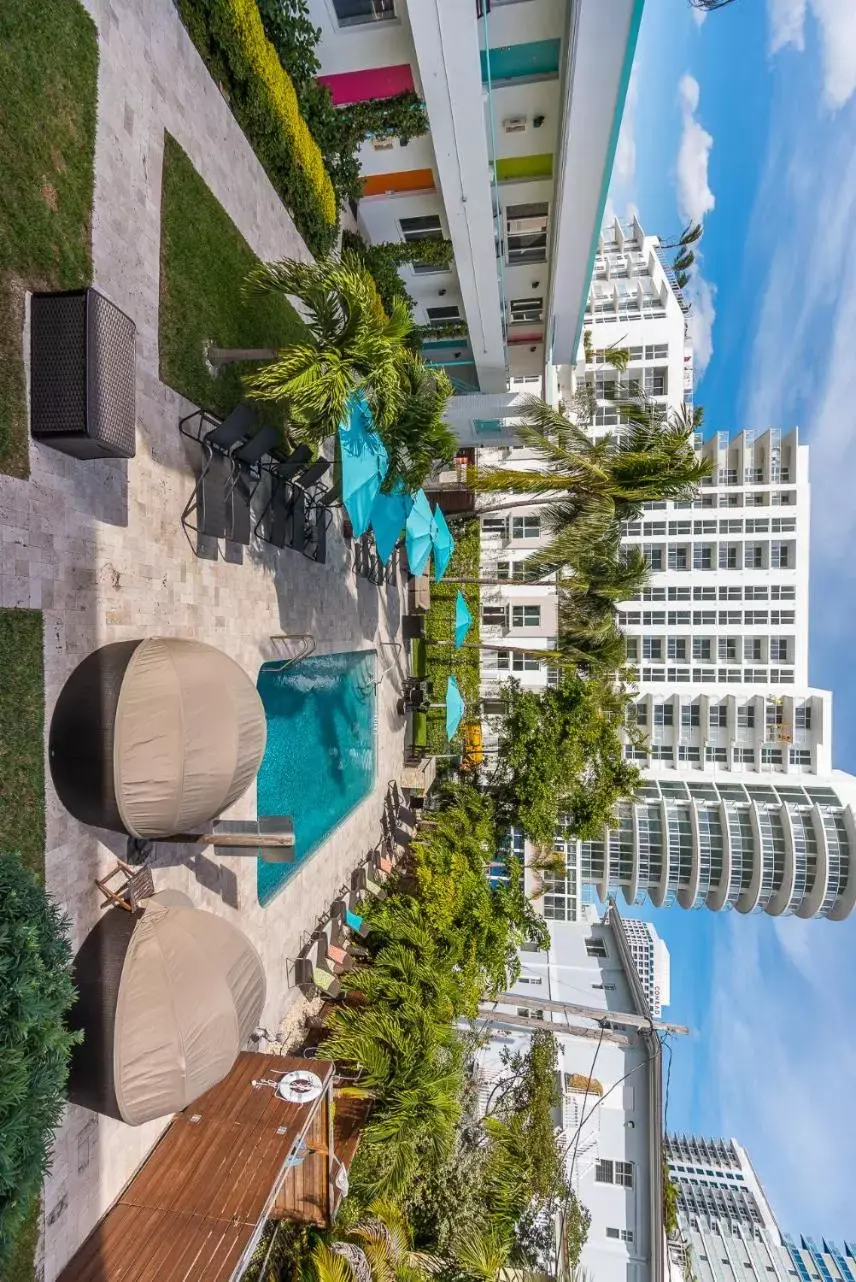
[0,0,98,478]
[424,520,481,753]
[0,610,45,878]
[159,134,307,423]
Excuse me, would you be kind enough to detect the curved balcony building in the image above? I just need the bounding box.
[579,776,856,920]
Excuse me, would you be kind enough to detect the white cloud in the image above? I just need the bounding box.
[767,0,806,53]
[684,270,716,378]
[676,74,716,226]
[709,916,856,1236]
[613,67,639,187]
[767,0,856,109]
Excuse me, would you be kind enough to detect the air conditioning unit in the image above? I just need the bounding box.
[502,115,527,134]
[507,216,546,236]
[371,136,395,151]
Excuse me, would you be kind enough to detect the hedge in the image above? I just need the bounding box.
[177,0,338,256]
[0,852,79,1269]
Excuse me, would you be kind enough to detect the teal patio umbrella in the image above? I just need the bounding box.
[405,489,436,576]
[445,674,465,740]
[369,484,411,565]
[431,505,455,582]
[338,392,389,538]
[454,591,472,649]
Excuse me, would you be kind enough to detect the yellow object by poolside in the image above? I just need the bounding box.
[461,721,484,767]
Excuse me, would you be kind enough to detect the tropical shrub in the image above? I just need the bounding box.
[176,0,338,255]
[342,232,455,320]
[0,853,79,1268]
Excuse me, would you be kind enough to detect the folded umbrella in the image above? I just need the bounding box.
[454,591,473,649]
[445,674,466,741]
[431,505,455,582]
[405,489,436,577]
[338,392,389,538]
[369,483,411,565]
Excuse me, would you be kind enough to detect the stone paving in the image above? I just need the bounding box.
[0,0,409,1276]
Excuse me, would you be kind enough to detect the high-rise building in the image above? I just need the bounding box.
[305,0,644,413]
[664,1135,856,1282]
[619,918,670,1016]
[472,216,856,923]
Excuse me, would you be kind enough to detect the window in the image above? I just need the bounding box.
[694,586,716,601]
[745,544,765,569]
[482,605,508,627]
[734,746,755,765]
[643,611,666,626]
[720,611,742,626]
[706,746,727,763]
[771,542,791,568]
[507,203,548,264]
[586,937,608,958]
[643,638,663,660]
[401,213,443,245]
[512,605,541,628]
[333,0,394,25]
[719,637,739,661]
[632,702,648,725]
[518,974,542,985]
[653,703,674,727]
[517,1007,544,1019]
[606,1228,635,1243]
[669,521,691,536]
[482,515,507,535]
[668,637,688,661]
[719,544,739,569]
[645,368,668,397]
[745,585,768,600]
[795,705,812,731]
[592,982,616,991]
[745,610,768,625]
[644,545,664,571]
[790,747,812,767]
[510,296,543,324]
[693,638,712,661]
[710,704,729,728]
[511,515,541,539]
[668,586,691,601]
[679,745,701,763]
[771,610,795,625]
[772,584,796,600]
[668,547,689,571]
[650,744,673,760]
[744,638,763,661]
[682,703,700,728]
[668,610,690,626]
[761,745,783,765]
[595,1159,632,1185]
[426,305,462,326]
[693,545,714,570]
[770,638,790,662]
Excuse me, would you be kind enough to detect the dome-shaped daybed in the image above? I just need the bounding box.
[49,637,266,837]
[68,892,266,1125]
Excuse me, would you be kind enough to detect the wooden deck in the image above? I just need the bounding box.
[58,1053,334,1282]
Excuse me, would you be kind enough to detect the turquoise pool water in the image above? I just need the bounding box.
[256,650,376,905]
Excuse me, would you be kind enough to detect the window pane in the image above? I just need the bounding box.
[333,0,395,24]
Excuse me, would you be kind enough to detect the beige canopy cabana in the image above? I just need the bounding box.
[50,637,266,838]
[68,892,266,1125]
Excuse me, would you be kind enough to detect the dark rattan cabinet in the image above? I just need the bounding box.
[30,287,136,459]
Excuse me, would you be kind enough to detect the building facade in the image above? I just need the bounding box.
[480,905,664,1282]
[665,1135,856,1282]
[619,918,670,1017]
[305,0,643,424]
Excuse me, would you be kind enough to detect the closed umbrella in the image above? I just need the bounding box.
[445,674,466,740]
[405,489,436,576]
[454,591,473,648]
[431,505,455,582]
[369,483,410,564]
[338,392,389,538]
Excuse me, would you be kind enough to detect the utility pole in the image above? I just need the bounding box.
[477,1006,634,1047]
[501,992,690,1037]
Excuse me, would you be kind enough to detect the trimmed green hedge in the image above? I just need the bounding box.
[0,852,79,1270]
[177,0,338,256]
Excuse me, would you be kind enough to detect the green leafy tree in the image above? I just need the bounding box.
[207,255,453,488]
[486,676,640,847]
[0,853,80,1268]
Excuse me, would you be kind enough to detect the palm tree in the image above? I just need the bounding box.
[659,221,704,251]
[313,1202,444,1282]
[383,361,456,493]
[208,254,414,443]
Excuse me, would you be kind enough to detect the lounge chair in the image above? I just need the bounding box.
[181,454,235,545]
[388,780,417,830]
[229,423,280,486]
[333,899,371,938]
[303,504,330,564]
[269,442,312,481]
[179,401,257,452]
[294,956,341,997]
[96,858,154,912]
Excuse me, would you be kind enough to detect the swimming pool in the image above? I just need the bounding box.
[255,650,376,905]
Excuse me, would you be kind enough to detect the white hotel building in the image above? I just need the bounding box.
[478,217,856,923]
[306,0,644,420]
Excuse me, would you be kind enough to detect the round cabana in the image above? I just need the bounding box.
[49,637,266,837]
[68,892,266,1124]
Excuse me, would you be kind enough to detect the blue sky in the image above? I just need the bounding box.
[607,0,856,1243]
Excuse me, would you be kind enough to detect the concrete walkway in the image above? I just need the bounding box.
[0,1,409,1276]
